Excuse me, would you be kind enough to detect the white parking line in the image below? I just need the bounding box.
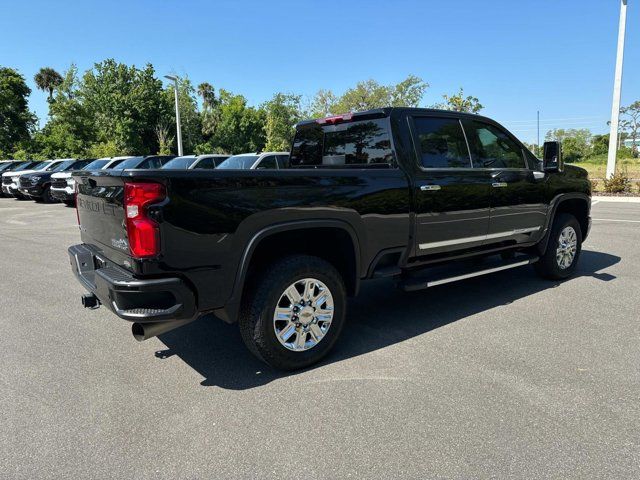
[592,218,640,223]
[591,200,600,206]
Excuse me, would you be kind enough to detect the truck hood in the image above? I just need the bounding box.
[2,170,38,178]
[51,172,72,179]
[564,164,589,179]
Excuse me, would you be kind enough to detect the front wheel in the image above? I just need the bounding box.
[41,186,55,203]
[535,213,582,280]
[239,255,347,371]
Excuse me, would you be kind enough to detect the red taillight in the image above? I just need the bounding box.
[124,182,166,258]
[316,113,353,125]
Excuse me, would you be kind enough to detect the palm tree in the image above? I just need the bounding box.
[197,82,216,110]
[34,67,63,101]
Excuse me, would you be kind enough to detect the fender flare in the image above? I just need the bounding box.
[537,193,591,254]
[216,219,362,323]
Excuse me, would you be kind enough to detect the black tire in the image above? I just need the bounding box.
[63,199,75,207]
[239,254,347,371]
[535,213,582,280]
[41,186,55,203]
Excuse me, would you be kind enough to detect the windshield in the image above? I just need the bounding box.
[52,160,76,172]
[162,156,197,169]
[216,155,259,170]
[0,162,16,171]
[83,159,109,170]
[13,162,35,171]
[107,159,126,169]
[112,157,143,170]
[38,161,57,171]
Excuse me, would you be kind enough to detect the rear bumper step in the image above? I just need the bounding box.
[399,254,539,292]
[68,244,197,322]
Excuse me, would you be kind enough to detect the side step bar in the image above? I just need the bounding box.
[399,255,539,292]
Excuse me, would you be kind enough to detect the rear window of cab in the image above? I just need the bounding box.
[290,118,394,167]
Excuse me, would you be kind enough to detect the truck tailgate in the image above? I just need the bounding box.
[75,172,132,264]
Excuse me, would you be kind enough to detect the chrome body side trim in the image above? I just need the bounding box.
[418,226,540,250]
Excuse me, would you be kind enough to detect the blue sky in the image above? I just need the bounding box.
[1,0,638,143]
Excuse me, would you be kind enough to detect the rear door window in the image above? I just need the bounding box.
[412,117,471,168]
[465,121,526,169]
[256,156,277,169]
[276,155,289,168]
[290,118,394,167]
[195,157,216,169]
[141,158,162,169]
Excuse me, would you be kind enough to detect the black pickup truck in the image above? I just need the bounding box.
[68,108,591,370]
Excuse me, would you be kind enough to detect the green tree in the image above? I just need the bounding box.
[308,89,337,118]
[34,67,64,101]
[81,59,167,155]
[197,82,221,147]
[389,75,429,107]
[545,128,591,163]
[334,79,392,112]
[620,101,639,156]
[163,77,202,154]
[591,134,609,156]
[437,87,483,113]
[199,88,265,154]
[263,93,301,151]
[0,67,36,156]
[309,75,428,117]
[33,65,95,158]
[154,123,173,155]
[197,82,218,110]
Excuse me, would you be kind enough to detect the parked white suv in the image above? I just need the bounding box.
[50,157,133,205]
[1,160,67,199]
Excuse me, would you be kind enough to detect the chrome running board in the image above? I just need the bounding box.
[399,255,539,292]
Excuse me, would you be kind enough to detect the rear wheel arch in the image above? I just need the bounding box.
[223,221,362,323]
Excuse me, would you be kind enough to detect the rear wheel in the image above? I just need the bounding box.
[535,213,582,280]
[239,255,346,371]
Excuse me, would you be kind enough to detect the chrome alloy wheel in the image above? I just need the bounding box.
[556,226,578,269]
[273,278,334,352]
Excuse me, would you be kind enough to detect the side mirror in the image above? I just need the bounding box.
[543,141,563,172]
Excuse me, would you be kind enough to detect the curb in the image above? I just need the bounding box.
[592,196,640,203]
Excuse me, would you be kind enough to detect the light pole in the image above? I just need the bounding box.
[537,110,540,156]
[164,75,183,156]
[606,0,628,179]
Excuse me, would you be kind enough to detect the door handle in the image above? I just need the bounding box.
[420,184,441,191]
[492,182,508,188]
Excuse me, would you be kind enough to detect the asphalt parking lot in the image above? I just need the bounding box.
[1,197,639,479]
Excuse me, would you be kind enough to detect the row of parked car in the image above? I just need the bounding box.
[0,151,289,205]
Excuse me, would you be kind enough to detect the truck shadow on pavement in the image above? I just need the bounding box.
[155,250,620,390]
